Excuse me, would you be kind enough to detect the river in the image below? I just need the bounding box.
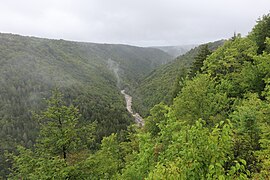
[121,90,144,126]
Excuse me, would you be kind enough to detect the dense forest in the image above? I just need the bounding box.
[132,40,224,116]
[0,34,172,178]
[1,13,270,179]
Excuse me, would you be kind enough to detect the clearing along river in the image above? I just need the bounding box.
[121,90,144,126]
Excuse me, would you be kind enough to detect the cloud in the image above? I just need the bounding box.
[0,0,269,46]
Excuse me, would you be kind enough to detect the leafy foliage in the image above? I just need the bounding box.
[132,40,224,117]
[8,90,96,179]
[249,14,270,54]
[117,13,270,179]
[5,13,270,179]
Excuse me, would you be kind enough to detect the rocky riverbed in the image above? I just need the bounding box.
[121,90,144,126]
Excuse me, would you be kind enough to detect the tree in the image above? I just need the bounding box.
[9,90,96,179]
[120,132,156,180]
[249,14,270,54]
[230,93,263,173]
[202,37,258,97]
[147,120,248,179]
[169,68,188,104]
[252,44,270,177]
[35,90,83,159]
[144,103,169,137]
[78,133,124,179]
[173,74,229,125]
[203,37,257,79]
[189,44,211,78]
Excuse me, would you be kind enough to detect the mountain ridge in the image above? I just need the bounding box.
[0,32,172,176]
[132,40,225,116]
[152,44,197,57]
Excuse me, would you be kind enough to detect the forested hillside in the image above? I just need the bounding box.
[132,40,224,116]
[4,13,270,179]
[0,33,172,177]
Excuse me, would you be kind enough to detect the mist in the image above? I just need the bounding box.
[107,58,121,88]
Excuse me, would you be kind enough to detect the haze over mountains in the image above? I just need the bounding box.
[0,32,172,176]
[153,44,197,58]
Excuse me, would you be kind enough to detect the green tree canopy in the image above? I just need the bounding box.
[9,90,96,179]
[189,44,211,78]
[249,14,270,54]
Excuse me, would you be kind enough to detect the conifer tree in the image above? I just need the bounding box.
[9,90,95,179]
[189,44,211,78]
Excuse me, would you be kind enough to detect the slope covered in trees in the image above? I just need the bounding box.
[132,40,224,116]
[0,33,172,177]
[122,14,270,179]
[5,13,270,179]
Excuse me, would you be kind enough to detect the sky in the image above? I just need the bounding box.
[0,0,269,47]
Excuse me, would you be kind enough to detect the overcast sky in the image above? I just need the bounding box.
[0,0,269,47]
